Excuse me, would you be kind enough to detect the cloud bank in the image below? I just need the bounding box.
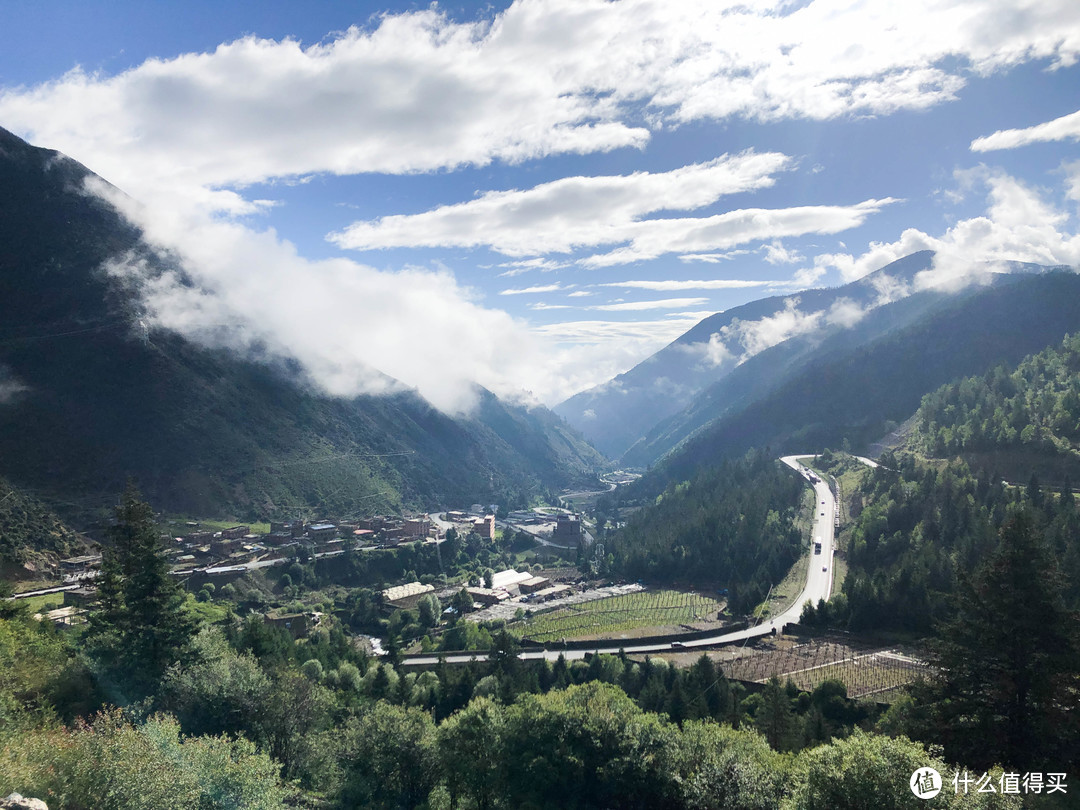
[971,108,1080,152]
[2,0,1078,410]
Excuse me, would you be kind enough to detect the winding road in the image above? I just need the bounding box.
[400,454,845,666]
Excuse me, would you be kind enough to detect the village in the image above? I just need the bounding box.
[28,500,600,640]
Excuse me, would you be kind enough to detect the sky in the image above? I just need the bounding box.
[1,0,1079,413]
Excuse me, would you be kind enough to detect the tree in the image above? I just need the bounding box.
[86,485,198,695]
[785,730,1018,810]
[915,512,1080,771]
[451,588,473,617]
[337,702,439,809]
[754,676,796,751]
[417,593,441,628]
[438,697,504,810]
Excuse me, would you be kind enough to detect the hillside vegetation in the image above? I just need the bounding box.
[606,451,805,613]
[642,271,1080,491]
[0,477,84,577]
[913,332,1080,483]
[0,125,605,521]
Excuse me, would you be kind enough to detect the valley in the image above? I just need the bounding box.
[3,121,1079,808]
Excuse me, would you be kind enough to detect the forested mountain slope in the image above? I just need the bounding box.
[554,251,937,458]
[0,126,604,519]
[910,333,1080,484]
[0,476,87,579]
[637,270,1080,493]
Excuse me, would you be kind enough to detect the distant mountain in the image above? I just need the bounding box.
[555,251,938,458]
[639,270,1080,492]
[0,126,605,520]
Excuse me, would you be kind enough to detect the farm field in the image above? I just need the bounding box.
[722,638,927,701]
[514,589,725,642]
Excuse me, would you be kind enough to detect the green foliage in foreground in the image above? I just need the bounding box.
[1,711,288,810]
[0,603,1049,810]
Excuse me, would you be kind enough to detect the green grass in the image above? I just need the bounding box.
[165,518,271,535]
[513,589,724,642]
[829,554,848,599]
[16,593,66,613]
[184,596,231,625]
[756,484,816,619]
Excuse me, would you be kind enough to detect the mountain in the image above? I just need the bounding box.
[0,475,88,580]
[619,283,953,467]
[638,270,1080,492]
[554,251,938,459]
[905,332,1080,485]
[0,126,605,520]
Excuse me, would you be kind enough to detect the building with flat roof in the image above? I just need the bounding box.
[490,569,533,591]
[519,576,551,594]
[60,555,102,573]
[473,515,496,539]
[382,581,435,610]
[553,513,582,542]
[466,587,511,607]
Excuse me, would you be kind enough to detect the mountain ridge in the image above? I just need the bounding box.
[0,125,606,521]
[554,250,938,458]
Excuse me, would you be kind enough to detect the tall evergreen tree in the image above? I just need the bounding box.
[86,485,198,696]
[917,511,1080,771]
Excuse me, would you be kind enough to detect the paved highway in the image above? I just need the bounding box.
[400,454,840,666]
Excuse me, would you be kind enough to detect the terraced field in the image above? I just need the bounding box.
[723,639,927,701]
[514,589,724,642]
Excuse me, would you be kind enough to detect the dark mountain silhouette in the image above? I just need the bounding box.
[0,126,604,520]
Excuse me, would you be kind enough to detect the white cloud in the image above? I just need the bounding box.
[5,0,1079,414]
[812,169,1080,290]
[678,251,751,263]
[595,279,769,291]
[531,314,714,401]
[971,108,1080,152]
[762,240,804,265]
[4,0,1076,219]
[496,258,570,277]
[499,283,571,295]
[579,199,898,267]
[721,298,825,357]
[90,180,553,415]
[330,152,794,255]
[788,264,828,288]
[0,366,28,405]
[588,298,710,312]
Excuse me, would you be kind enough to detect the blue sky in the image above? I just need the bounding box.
[1,0,1079,412]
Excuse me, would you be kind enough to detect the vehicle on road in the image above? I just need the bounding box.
[814,541,822,554]
[822,567,827,572]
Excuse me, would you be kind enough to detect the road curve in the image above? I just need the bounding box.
[400,455,838,666]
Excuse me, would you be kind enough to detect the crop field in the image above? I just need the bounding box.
[723,640,928,701]
[514,589,724,642]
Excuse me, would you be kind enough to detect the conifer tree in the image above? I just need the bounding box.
[87,484,197,695]
[917,511,1080,770]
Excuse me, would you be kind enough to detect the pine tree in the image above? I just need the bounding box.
[87,485,198,695]
[919,511,1080,770]
[755,675,795,751]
